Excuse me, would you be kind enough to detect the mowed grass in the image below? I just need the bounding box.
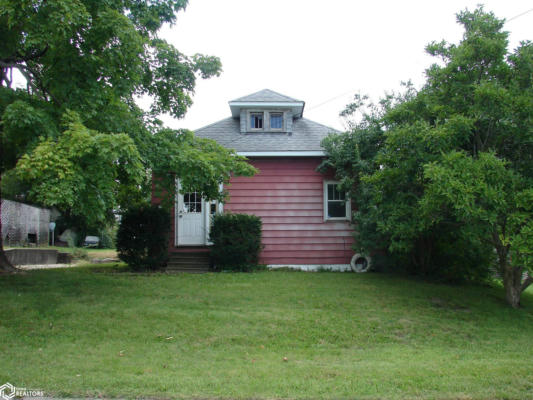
[1,266,532,399]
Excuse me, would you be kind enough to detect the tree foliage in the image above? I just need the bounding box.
[321,7,533,306]
[0,0,254,271]
[423,152,533,307]
[16,111,144,227]
[0,0,220,119]
[150,129,256,208]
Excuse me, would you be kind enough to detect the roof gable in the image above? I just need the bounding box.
[229,89,305,118]
[230,89,302,103]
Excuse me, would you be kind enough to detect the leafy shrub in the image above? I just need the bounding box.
[116,205,170,271]
[428,228,493,284]
[61,230,78,248]
[98,225,116,249]
[210,213,262,272]
[72,248,89,261]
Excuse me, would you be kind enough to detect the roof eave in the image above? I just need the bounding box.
[237,150,325,157]
[229,101,305,118]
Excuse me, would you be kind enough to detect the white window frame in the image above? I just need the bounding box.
[249,111,264,131]
[268,111,284,131]
[247,110,285,132]
[323,181,351,221]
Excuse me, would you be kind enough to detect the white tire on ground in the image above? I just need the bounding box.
[350,254,371,273]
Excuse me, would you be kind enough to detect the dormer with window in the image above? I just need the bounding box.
[228,89,305,134]
[248,110,287,132]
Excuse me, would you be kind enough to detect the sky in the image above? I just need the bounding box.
[157,0,533,132]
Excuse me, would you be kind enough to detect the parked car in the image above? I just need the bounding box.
[83,236,100,247]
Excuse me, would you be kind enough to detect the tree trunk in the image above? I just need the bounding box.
[495,238,523,308]
[501,259,526,308]
[503,267,522,308]
[0,178,19,273]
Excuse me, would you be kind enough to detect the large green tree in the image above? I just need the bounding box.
[423,152,532,307]
[0,0,255,272]
[322,7,533,307]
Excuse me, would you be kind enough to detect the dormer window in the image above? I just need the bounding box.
[247,111,285,132]
[250,112,263,129]
[270,112,283,130]
[230,90,303,134]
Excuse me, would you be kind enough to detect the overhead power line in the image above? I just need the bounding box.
[506,7,533,23]
[307,7,533,113]
[306,90,356,111]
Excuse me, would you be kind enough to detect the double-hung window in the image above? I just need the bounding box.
[270,112,283,130]
[250,112,263,129]
[324,181,350,220]
[248,111,284,131]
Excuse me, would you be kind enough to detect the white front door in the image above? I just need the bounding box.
[176,191,206,246]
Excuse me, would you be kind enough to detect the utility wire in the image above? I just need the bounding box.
[306,89,356,111]
[506,7,533,23]
[306,7,533,113]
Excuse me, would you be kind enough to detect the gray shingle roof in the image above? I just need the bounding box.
[230,89,302,103]
[195,117,339,152]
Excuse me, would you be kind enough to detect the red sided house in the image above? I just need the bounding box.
[154,89,355,271]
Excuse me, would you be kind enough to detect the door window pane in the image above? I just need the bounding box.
[184,192,202,213]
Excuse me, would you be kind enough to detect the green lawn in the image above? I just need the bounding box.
[1,266,532,399]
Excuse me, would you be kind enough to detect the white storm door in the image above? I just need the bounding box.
[176,191,206,246]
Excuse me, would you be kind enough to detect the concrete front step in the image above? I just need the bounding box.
[167,260,209,265]
[168,252,210,258]
[166,252,211,273]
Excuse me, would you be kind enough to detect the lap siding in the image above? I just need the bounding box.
[225,158,354,265]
